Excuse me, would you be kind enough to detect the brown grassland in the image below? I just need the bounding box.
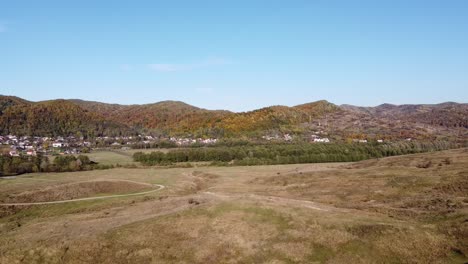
[0,148,467,263]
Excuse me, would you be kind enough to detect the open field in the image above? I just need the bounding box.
[83,148,173,166]
[0,149,467,263]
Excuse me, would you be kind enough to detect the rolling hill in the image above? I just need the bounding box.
[71,99,231,135]
[0,98,135,137]
[0,95,466,140]
[320,102,468,141]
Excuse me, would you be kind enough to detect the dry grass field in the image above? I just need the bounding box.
[82,148,173,166]
[0,149,467,263]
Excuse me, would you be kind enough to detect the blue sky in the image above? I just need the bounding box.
[1,0,467,111]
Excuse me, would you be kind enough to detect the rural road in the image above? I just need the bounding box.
[0,183,165,206]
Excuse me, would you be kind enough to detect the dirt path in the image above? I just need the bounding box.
[9,195,205,245]
[0,182,165,206]
[203,191,343,212]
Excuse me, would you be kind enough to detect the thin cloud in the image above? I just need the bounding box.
[148,58,232,72]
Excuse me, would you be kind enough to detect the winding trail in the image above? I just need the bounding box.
[0,183,165,206]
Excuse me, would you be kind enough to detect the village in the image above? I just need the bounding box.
[0,131,396,157]
[262,132,334,143]
[0,135,89,157]
[0,134,222,157]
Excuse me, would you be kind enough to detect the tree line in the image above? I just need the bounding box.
[133,141,459,166]
[0,154,102,176]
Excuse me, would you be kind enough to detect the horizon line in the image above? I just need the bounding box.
[0,94,464,113]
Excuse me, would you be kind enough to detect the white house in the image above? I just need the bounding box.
[52,142,63,148]
[313,138,330,143]
[9,150,19,157]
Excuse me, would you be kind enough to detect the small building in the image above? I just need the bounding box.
[52,142,63,148]
[9,150,19,157]
[313,138,330,143]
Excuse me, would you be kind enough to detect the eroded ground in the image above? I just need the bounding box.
[0,149,467,263]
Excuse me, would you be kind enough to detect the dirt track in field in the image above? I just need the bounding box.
[0,180,165,206]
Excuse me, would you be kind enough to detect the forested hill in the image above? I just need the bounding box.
[0,97,135,137]
[71,99,231,134]
[0,95,466,140]
[0,96,30,114]
[340,102,468,128]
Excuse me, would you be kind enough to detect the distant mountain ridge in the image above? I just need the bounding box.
[339,102,467,128]
[0,95,466,140]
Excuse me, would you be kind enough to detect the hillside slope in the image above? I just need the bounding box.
[0,98,134,137]
[217,101,340,135]
[71,99,231,135]
[0,95,466,140]
[319,102,468,141]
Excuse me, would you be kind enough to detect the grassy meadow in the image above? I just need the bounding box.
[77,148,173,166]
[0,148,466,263]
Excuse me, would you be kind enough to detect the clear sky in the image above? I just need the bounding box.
[1,0,467,111]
